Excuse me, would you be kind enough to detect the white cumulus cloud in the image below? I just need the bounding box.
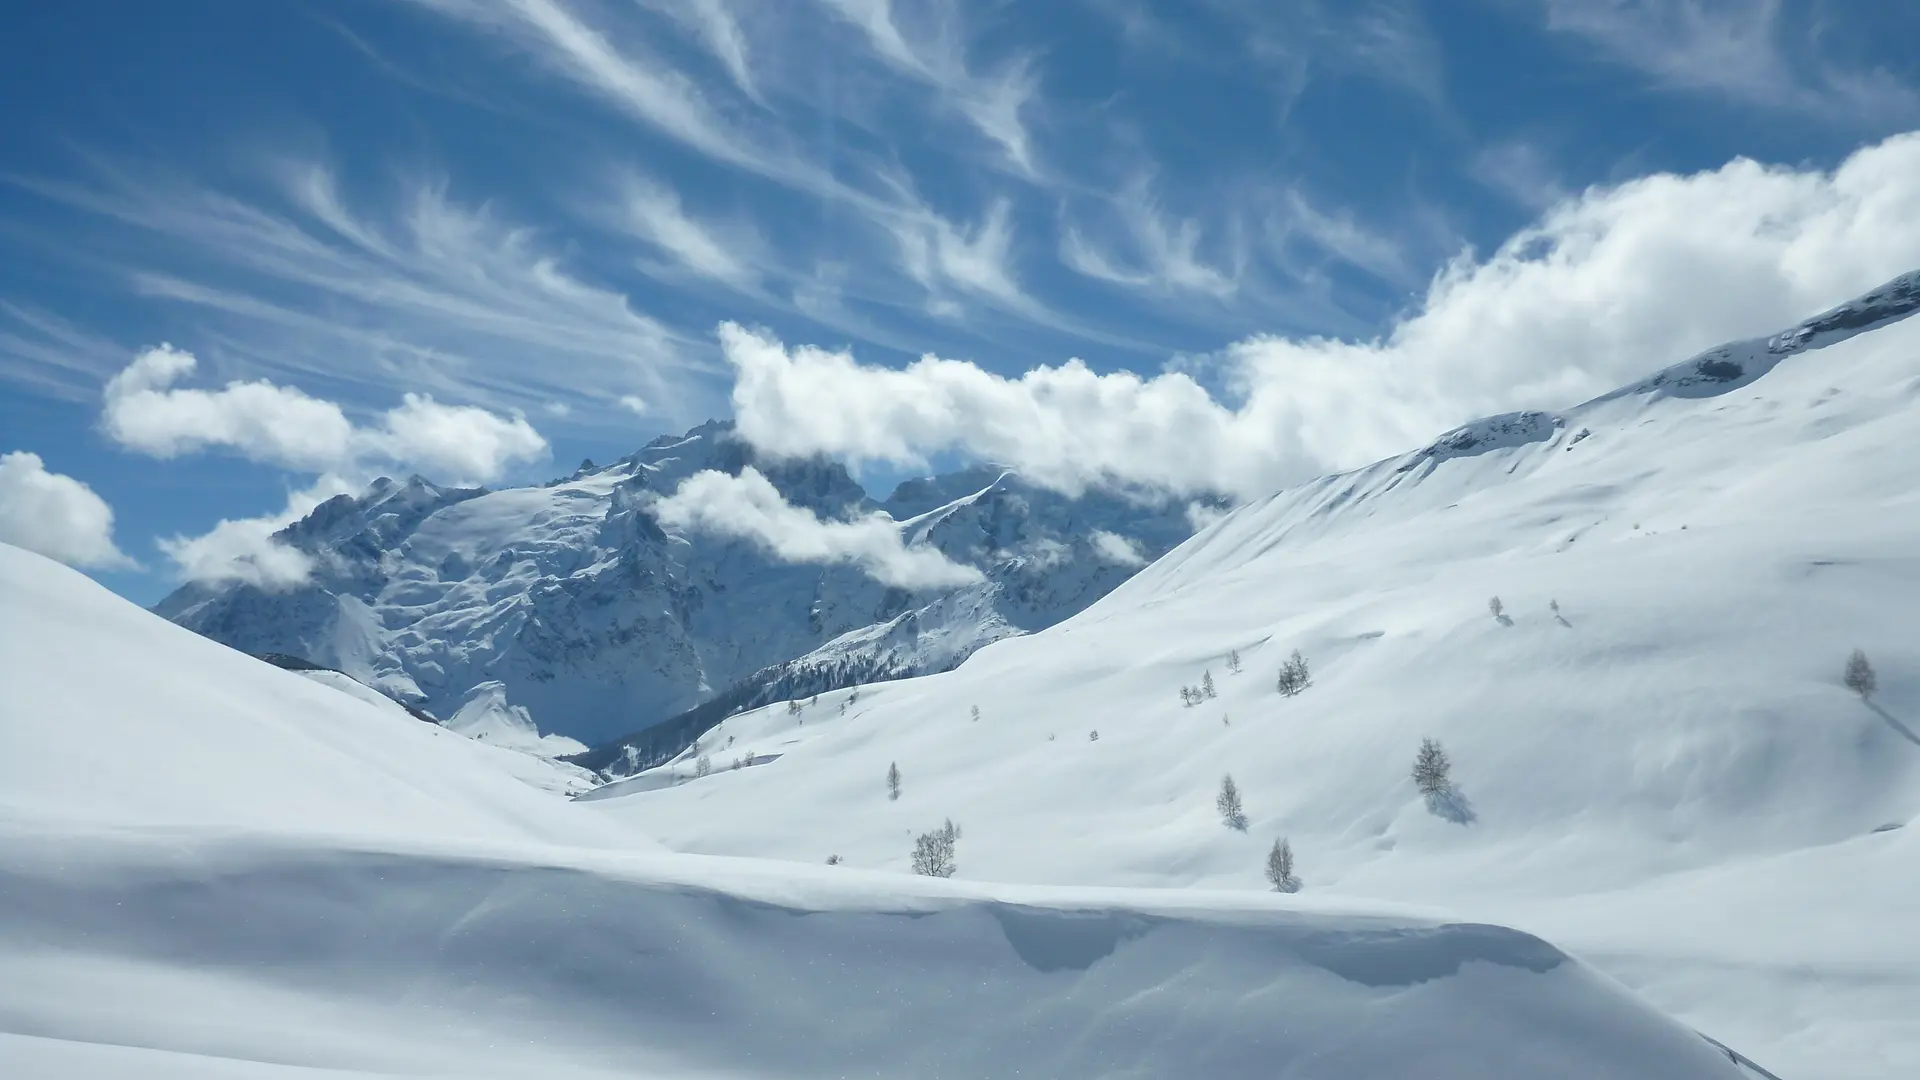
[0,452,133,569]
[102,345,548,486]
[726,133,1920,499]
[1089,529,1146,567]
[653,467,983,589]
[155,477,356,593]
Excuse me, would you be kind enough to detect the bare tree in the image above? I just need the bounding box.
[694,755,711,778]
[887,761,902,801]
[787,699,802,716]
[826,854,842,866]
[1488,596,1505,619]
[1217,774,1247,830]
[1845,649,1877,700]
[911,819,960,877]
[970,704,981,722]
[1276,650,1311,697]
[1226,649,1243,675]
[1265,838,1300,893]
[1201,670,1217,699]
[1180,686,1197,707]
[1412,738,1452,797]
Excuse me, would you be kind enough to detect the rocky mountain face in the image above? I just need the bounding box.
[156,421,1209,749]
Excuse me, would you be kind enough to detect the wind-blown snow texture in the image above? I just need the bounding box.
[155,427,1206,749]
[0,544,1748,1079]
[585,271,1920,1079]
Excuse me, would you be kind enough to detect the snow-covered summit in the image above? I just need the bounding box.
[155,421,1204,749]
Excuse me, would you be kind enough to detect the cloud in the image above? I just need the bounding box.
[101,345,547,485]
[653,467,983,588]
[15,161,698,426]
[1089,529,1146,567]
[724,132,1920,498]
[1060,177,1239,298]
[613,171,754,286]
[820,0,1041,172]
[0,452,133,570]
[1538,0,1920,125]
[157,478,355,591]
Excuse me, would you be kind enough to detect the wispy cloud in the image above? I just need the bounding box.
[1060,176,1240,298]
[8,159,707,423]
[610,170,757,287]
[819,0,1042,173]
[1538,0,1920,125]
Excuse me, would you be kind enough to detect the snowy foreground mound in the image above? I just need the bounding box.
[0,545,1748,1078]
[592,283,1920,1079]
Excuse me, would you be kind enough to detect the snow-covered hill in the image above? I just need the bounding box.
[155,424,1205,750]
[0,543,1753,1079]
[581,272,1920,1079]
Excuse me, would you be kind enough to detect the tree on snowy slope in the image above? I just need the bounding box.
[1845,649,1877,699]
[1412,738,1452,797]
[1276,650,1311,696]
[1217,774,1247,830]
[887,761,902,801]
[911,819,960,877]
[1266,839,1300,893]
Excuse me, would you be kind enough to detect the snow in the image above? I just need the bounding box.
[155,424,1203,748]
[582,297,1920,1078]
[3,542,1751,1078]
[15,276,1920,1078]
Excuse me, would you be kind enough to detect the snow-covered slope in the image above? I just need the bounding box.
[0,543,1751,1079]
[155,425,1203,749]
[584,273,1920,1079]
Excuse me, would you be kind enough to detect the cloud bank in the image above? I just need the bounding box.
[727,133,1920,499]
[653,467,983,589]
[0,452,133,570]
[103,345,549,485]
[100,345,550,588]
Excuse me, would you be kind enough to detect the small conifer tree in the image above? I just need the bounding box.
[886,761,902,801]
[826,854,842,866]
[1488,596,1505,619]
[1226,649,1243,675]
[694,755,711,778]
[1844,649,1877,699]
[1412,737,1452,797]
[1202,670,1217,699]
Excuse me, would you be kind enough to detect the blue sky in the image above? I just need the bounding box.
[4,0,1920,604]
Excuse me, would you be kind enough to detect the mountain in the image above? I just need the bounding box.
[579,272,1920,1079]
[0,540,1759,1079]
[155,421,1209,749]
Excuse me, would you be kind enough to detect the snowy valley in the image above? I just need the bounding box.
[5,271,1920,1078]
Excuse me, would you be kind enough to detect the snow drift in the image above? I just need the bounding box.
[0,543,1752,1078]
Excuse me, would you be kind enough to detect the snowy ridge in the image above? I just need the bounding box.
[1,541,1752,1078]
[156,425,1203,749]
